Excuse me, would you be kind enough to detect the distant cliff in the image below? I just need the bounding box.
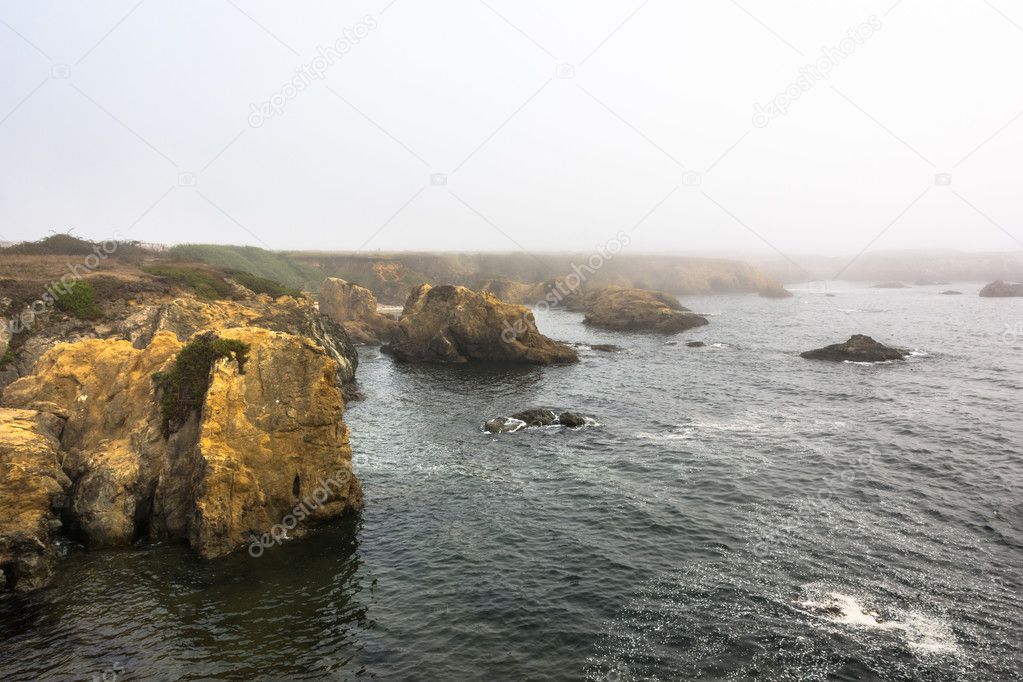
[289,251,784,304]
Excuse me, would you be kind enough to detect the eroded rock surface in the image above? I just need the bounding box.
[0,408,68,591]
[1,327,362,572]
[385,285,578,365]
[800,334,908,363]
[580,288,709,334]
[319,278,398,345]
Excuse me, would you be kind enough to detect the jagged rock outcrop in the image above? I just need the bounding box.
[384,285,578,365]
[117,296,358,389]
[979,281,1023,297]
[319,278,398,345]
[0,408,69,591]
[0,327,362,583]
[1,293,359,398]
[580,287,709,334]
[800,334,908,363]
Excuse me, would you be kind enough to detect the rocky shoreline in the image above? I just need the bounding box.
[0,236,942,593]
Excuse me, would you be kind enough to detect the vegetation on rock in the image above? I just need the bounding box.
[142,265,235,300]
[53,280,102,320]
[153,333,249,436]
[227,270,303,299]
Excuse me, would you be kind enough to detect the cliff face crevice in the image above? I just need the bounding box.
[0,325,362,589]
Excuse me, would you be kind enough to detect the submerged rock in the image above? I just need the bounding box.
[979,281,1023,297]
[484,409,590,432]
[581,288,709,334]
[384,285,578,365]
[939,290,963,295]
[588,343,623,353]
[510,409,558,427]
[800,334,908,363]
[319,277,398,345]
[686,341,706,348]
[557,412,587,428]
[1,327,363,567]
[484,416,527,433]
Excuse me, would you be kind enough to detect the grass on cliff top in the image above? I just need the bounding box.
[142,264,235,300]
[225,270,304,299]
[168,244,321,290]
[153,332,250,437]
[53,279,102,320]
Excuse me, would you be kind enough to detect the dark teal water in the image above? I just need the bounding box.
[2,283,1022,680]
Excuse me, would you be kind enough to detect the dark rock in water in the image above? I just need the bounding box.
[558,412,586,428]
[940,290,963,296]
[686,341,706,348]
[871,282,908,289]
[510,409,558,427]
[979,281,1023,297]
[484,416,527,433]
[800,334,908,363]
[758,283,794,298]
[485,409,591,431]
[589,344,622,353]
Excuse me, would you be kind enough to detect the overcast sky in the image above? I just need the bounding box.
[1,0,1021,257]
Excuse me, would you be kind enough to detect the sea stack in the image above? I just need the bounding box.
[384,284,578,364]
[800,334,908,363]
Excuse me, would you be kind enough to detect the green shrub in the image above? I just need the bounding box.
[53,280,102,320]
[226,270,303,299]
[0,349,14,368]
[142,265,234,300]
[152,333,250,437]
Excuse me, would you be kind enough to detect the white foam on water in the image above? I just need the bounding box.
[794,591,960,659]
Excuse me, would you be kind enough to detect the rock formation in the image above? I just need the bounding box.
[758,282,795,298]
[580,288,709,334]
[0,326,362,589]
[384,285,578,365]
[483,409,590,433]
[979,281,1023,297]
[0,408,68,591]
[800,335,908,363]
[319,278,398,345]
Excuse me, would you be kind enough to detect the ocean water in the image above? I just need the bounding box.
[2,282,1022,681]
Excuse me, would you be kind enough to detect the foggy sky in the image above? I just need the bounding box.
[1,0,1021,257]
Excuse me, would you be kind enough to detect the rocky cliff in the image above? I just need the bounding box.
[384,284,578,364]
[0,326,362,590]
[319,278,398,345]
